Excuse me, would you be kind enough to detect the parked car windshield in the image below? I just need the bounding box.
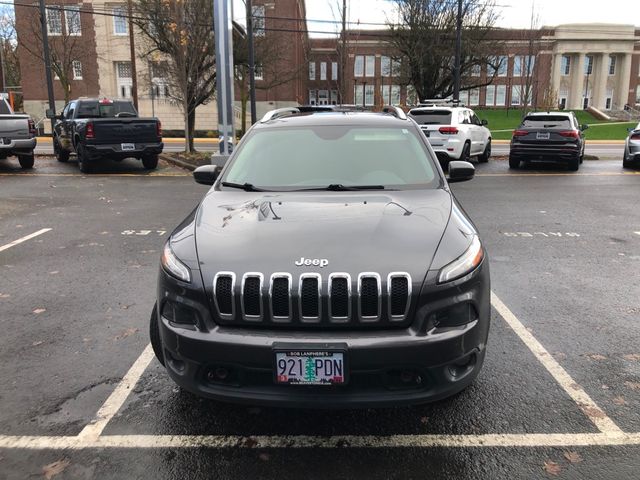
[76,101,137,119]
[521,116,572,129]
[222,125,439,190]
[408,110,452,125]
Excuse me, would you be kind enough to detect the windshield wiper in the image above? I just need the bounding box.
[220,181,267,192]
[300,184,387,191]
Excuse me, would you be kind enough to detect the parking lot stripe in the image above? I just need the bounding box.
[491,292,623,435]
[77,345,155,441]
[0,173,188,177]
[1,432,640,450]
[0,228,52,253]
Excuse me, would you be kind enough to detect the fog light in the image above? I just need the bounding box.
[432,303,477,328]
[161,300,198,326]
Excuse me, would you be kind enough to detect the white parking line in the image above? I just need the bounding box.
[0,228,52,253]
[1,432,639,450]
[78,345,155,441]
[634,232,640,236]
[491,292,622,435]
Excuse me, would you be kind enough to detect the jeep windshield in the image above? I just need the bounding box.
[221,126,440,191]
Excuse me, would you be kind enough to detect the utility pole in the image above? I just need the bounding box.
[340,0,346,104]
[246,0,256,124]
[453,0,463,101]
[213,0,235,158]
[38,0,56,134]
[127,0,139,110]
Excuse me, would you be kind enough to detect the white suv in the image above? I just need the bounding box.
[408,105,491,168]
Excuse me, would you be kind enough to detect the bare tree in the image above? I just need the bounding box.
[0,5,20,91]
[15,4,92,103]
[519,2,541,112]
[388,0,502,100]
[133,0,216,152]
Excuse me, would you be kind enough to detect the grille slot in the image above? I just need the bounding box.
[270,273,292,321]
[358,273,381,321]
[213,272,235,319]
[241,273,263,320]
[299,274,321,321]
[329,273,351,321]
[388,273,411,320]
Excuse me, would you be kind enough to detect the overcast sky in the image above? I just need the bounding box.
[234,0,639,36]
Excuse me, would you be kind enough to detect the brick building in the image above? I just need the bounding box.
[14,1,640,133]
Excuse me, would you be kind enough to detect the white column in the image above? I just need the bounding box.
[593,53,609,110]
[570,53,585,110]
[551,53,562,96]
[616,53,632,107]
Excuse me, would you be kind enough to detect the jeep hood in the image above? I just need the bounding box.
[194,189,452,285]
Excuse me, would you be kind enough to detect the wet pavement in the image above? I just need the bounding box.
[0,156,639,479]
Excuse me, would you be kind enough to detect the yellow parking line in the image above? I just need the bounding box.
[0,173,189,177]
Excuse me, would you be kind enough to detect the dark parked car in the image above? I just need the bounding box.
[509,111,587,171]
[623,122,640,169]
[48,98,163,173]
[150,106,490,408]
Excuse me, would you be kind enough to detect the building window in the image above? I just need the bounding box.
[381,85,401,105]
[365,55,375,77]
[605,88,613,109]
[252,5,265,37]
[485,86,495,106]
[559,88,568,109]
[636,85,640,105]
[513,56,522,76]
[495,85,506,106]
[65,6,82,36]
[254,65,263,81]
[497,56,508,77]
[72,60,82,80]
[470,63,481,77]
[469,88,480,106]
[46,7,63,36]
[113,6,128,35]
[330,90,338,105]
[318,90,329,105]
[365,84,374,105]
[150,61,169,98]
[320,62,327,81]
[459,90,469,105]
[511,85,521,105]
[331,62,338,81]
[561,55,571,76]
[354,84,375,106]
[608,55,616,75]
[116,61,132,98]
[584,55,593,75]
[354,56,364,77]
[523,56,535,76]
[309,62,316,80]
[354,85,363,105]
[309,89,317,105]
[381,56,391,77]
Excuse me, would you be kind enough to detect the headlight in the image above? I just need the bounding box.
[437,236,483,284]
[161,242,191,283]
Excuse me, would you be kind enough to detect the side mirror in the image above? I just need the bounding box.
[628,127,635,133]
[581,124,589,131]
[193,165,221,186]
[45,109,58,120]
[447,161,475,183]
[481,119,488,126]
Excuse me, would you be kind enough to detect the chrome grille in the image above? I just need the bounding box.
[212,271,411,326]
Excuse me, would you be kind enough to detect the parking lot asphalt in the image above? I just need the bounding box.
[1,156,639,479]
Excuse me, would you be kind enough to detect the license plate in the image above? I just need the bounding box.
[275,351,345,385]
[121,143,135,151]
[536,132,550,140]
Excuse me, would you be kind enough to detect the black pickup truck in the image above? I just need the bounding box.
[48,98,163,173]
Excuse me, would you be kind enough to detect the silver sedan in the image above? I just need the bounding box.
[623,122,640,169]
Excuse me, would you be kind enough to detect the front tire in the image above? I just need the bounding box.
[508,156,520,169]
[623,151,633,169]
[460,142,471,163]
[142,154,159,170]
[149,303,165,366]
[478,140,491,163]
[54,137,69,163]
[18,154,34,169]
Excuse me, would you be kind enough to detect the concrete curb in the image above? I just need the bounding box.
[159,153,198,171]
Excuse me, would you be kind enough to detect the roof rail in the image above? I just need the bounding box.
[418,98,464,107]
[381,105,407,120]
[260,107,300,123]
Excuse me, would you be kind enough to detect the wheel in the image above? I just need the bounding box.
[478,140,491,163]
[54,137,69,162]
[77,144,92,173]
[623,151,633,169]
[568,156,580,171]
[18,154,34,169]
[142,154,159,170]
[508,156,520,169]
[460,142,471,163]
[149,303,165,366]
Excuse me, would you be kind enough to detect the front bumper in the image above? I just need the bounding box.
[84,142,164,160]
[156,261,491,408]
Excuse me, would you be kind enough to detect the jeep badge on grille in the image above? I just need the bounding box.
[295,257,329,268]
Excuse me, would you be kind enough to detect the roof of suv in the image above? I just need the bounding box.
[525,111,574,117]
[255,106,410,129]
